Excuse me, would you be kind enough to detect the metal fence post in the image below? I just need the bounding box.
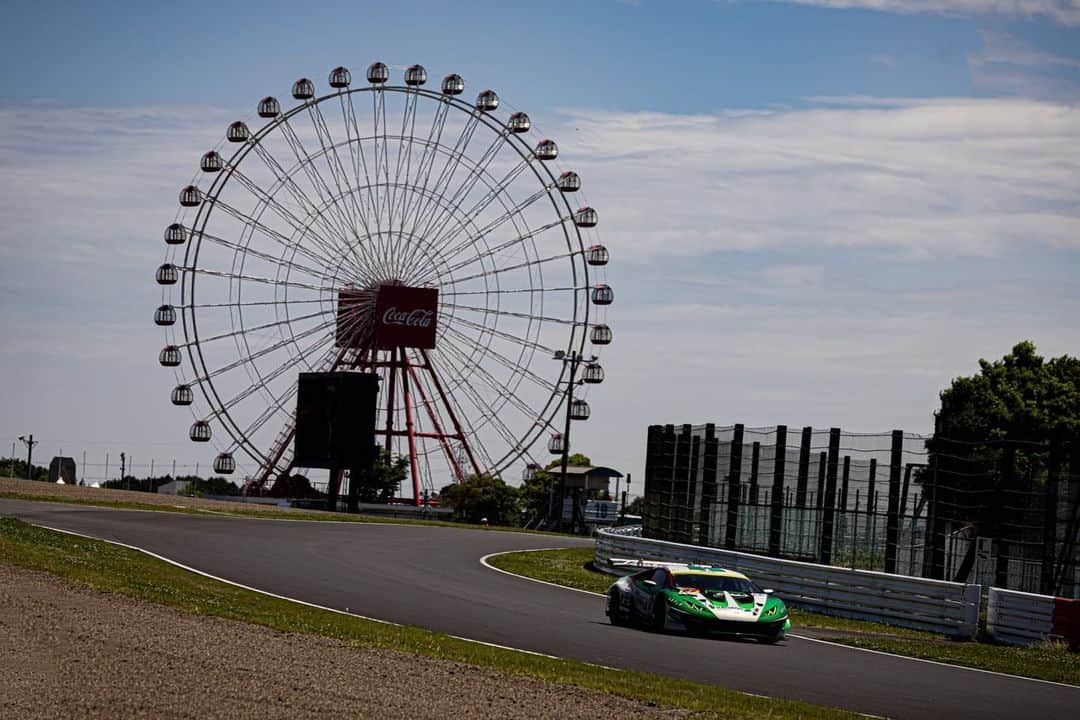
[820,428,840,565]
[840,455,851,514]
[796,426,811,507]
[866,458,877,542]
[769,425,787,556]
[697,424,718,545]
[672,424,693,543]
[642,425,664,538]
[885,430,903,573]
[685,431,701,544]
[725,424,744,549]
[749,441,760,504]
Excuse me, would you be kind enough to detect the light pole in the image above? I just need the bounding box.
[18,435,39,480]
[551,350,596,532]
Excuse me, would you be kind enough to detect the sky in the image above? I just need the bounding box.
[1,0,1078,489]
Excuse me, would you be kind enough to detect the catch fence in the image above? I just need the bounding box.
[642,424,1080,598]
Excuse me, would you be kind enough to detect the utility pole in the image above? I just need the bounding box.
[120,452,127,490]
[550,349,596,533]
[621,472,631,523]
[18,435,39,480]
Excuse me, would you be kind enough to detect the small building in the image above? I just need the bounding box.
[48,457,77,484]
[157,479,192,495]
[553,465,622,497]
[555,466,625,531]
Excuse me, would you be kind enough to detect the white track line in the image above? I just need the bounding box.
[479,549,1080,691]
[28,523,591,666]
[786,633,1080,689]
[480,549,610,597]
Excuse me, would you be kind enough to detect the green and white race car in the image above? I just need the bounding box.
[605,562,791,643]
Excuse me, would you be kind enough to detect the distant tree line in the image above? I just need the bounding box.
[101,474,241,496]
[0,458,50,482]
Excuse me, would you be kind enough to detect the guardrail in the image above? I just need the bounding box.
[987,588,1080,648]
[595,529,980,638]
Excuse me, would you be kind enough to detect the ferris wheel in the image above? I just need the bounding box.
[155,62,613,500]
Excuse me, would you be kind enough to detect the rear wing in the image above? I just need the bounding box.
[608,558,736,574]
[609,558,692,571]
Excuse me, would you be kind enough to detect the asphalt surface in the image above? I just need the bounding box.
[3,499,1077,719]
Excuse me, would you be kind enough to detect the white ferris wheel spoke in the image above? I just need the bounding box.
[219,167,368,281]
[435,337,535,461]
[245,142,375,280]
[307,101,373,242]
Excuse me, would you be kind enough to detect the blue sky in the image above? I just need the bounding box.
[1,1,1078,486]
[4,1,1077,109]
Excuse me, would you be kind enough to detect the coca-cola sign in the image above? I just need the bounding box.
[381,307,434,328]
[375,285,439,349]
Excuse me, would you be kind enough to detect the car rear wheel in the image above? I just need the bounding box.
[607,589,628,626]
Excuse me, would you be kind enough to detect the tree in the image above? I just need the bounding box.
[932,341,1080,484]
[189,476,241,497]
[270,474,320,498]
[518,453,591,524]
[936,341,1080,446]
[350,453,408,503]
[929,341,1080,584]
[441,474,520,525]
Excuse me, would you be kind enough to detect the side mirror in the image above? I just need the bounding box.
[643,579,657,587]
[763,588,774,594]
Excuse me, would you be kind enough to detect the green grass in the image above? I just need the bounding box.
[0,518,857,719]
[0,490,560,535]
[486,547,1080,686]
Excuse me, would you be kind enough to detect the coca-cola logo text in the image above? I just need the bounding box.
[373,285,438,349]
[381,307,434,328]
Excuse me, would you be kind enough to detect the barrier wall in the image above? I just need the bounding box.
[595,528,980,638]
[987,588,1080,648]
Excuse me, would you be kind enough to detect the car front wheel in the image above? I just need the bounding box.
[758,628,785,644]
[650,597,668,633]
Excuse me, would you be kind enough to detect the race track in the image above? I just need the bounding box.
[2,499,1076,719]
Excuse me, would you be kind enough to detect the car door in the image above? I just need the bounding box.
[631,569,667,619]
[629,570,653,619]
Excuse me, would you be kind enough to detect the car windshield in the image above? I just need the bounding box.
[672,574,761,594]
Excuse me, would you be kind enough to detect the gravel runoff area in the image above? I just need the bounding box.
[0,563,689,719]
[0,477,315,516]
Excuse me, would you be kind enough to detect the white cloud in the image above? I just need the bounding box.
[776,0,1080,26]
[555,97,1080,262]
[967,31,1080,100]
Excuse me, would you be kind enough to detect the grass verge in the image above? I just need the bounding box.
[0,518,856,719]
[486,547,1080,686]
[0,489,554,535]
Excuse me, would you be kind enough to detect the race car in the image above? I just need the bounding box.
[605,561,791,643]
